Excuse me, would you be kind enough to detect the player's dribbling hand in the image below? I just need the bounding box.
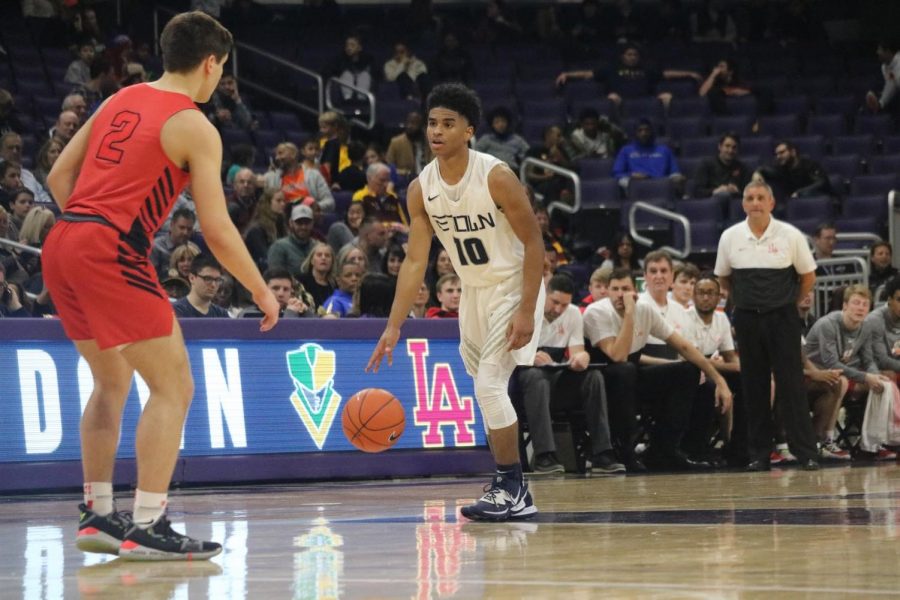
[367,325,400,373]
[254,288,280,332]
[506,309,534,351]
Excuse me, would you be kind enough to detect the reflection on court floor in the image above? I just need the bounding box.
[3,464,900,598]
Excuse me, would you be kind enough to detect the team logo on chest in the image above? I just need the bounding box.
[431,213,496,233]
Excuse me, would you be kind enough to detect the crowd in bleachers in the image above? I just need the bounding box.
[0,0,899,473]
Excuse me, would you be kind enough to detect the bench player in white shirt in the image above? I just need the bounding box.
[367,83,545,522]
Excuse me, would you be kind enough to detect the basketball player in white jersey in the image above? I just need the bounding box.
[367,83,545,521]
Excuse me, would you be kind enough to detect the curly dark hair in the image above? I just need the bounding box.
[426,83,482,131]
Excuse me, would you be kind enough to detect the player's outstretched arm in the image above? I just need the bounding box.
[488,165,543,350]
[162,110,279,330]
[367,178,433,372]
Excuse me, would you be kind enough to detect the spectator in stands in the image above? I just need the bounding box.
[33,138,63,188]
[268,203,316,279]
[173,255,231,318]
[50,110,80,146]
[207,73,256,130]
[866,40,900,120]
[337,244,369,272]
[868,241,897,297]
[690,0,738,43]
[580,266,611,311]
[431,31,474,84]
[150,207,195,280]
[381,243,406,278]
[322,260,363,317]
[299,137,331,184]
[812,222,853,277]
[213,272,241,317]
[0,132,51,205]
[599,231,642,275]
[298,241,336,309]
[365,143,399,189]
[682,273,745,464]
[331,33,375,101]
[533,204,570,266]
[225,143,256,186]
[612,119,684,194]
[0,261,29,318]
[71,57,118,115]
[671,261,700,309]
[555,44,701,108]
[474,106,530,171]
[166,242,201,284]
[805,285,892,455]
[0,205,13,243]
[754,141,830,203]
[698,58,754,116]
[0,159,22,210]
[525,127,575,206]
[8,189,34,235]
[64,40,95,87]
[352,272,396,318]
[61,93,88,125]
[227,167,258,233]
[352,163,408,230]
[386,112,430,177]
[426,273,461,318]
[583,267,731,471]
[334,141,367,193]
[0,90,24,135]
[517,273,624,475]
[318,112,350,185]
[241,267,316,319]
[425,247,455,305]
[639,250,692,361]
[383,42,430,100]
[264,142,332,209]
[798,289,817,339]
[244,189,286,270]
[345,215,388,274]
[694,132,751,200]
[410,281,430,318]
[567,109,624,161]
[862,276,900,378]
[17,206,54,291]
[327,201,365,255]
[476,0,524,43]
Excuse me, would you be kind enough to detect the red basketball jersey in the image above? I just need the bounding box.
[64,83,197,253]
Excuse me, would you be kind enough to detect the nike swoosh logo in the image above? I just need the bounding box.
[389,431,399,441]
[427,194,439,202]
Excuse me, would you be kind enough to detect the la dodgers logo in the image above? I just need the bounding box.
[286,343,342,449]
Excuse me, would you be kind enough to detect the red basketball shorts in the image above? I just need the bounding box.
[43,220,174,350]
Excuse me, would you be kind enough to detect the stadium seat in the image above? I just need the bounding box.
[758,114,801,137]
[786,195,834,222]
[666,116,707,141]
[577,158,615,181]
[628,178,674,202]
[580,179,622,209]
[868,154,900,175]
[832,134,876,157]
[806,114,848,138]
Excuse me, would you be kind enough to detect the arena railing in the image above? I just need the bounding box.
[812,256,869,316]
[153,5,326,120]
[324,78,376,130]
[0,238,41,256]
[890,190,898,269]
[628,201,692,259]
[517,157,581,219]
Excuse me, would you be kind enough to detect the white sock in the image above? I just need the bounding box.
[133,490,168,527]
[84,482,114,516]
[825,430,835,443]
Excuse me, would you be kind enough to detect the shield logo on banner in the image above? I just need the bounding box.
[286,343,342,449]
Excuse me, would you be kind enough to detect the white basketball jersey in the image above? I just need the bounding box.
[419,149,524,288]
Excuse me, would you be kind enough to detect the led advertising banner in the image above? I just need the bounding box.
[0,333,487,465]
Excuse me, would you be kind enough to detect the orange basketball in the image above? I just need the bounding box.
[342,388,405,453]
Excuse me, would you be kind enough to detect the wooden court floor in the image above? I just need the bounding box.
[1,463,899,599]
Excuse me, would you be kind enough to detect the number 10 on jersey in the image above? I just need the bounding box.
[452,236,489,266]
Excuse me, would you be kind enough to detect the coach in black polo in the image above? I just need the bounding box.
[715,181,820,471]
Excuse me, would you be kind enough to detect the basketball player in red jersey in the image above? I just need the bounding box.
[42,11,279,560]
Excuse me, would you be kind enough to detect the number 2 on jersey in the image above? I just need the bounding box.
[452,236,489,266]
[96,110,141,164]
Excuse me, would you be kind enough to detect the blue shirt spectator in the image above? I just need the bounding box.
[612,119,681,189]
